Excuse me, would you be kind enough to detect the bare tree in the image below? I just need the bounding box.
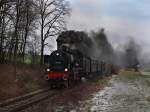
[0,0,12,63]
[0,0,70,66]
[27,34,41,65]
[2,0,37,63]
[35,0,70,64]
[21,0,38,62]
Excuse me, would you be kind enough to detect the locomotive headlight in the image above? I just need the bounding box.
[56,53,59,56]
[46,68,50,72]
[64,68,68,72]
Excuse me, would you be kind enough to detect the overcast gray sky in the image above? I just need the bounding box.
[66,0,150,53]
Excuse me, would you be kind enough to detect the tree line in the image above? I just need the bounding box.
[0,0,70,65]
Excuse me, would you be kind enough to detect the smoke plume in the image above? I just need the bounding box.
[57,29,115,63]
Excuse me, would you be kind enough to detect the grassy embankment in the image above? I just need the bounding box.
[117,70,150,82]
[116,70,143,81]
[0,64,47,102]
[117,70,150,102]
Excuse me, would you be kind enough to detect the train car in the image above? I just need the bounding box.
[97,61,103,73]
[104,64,112,76]
[82,57,91,75]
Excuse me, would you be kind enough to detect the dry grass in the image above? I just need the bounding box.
[116,70,142,82]
[0,64,47,101]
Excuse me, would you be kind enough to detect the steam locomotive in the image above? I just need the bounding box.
[45,46,115,88]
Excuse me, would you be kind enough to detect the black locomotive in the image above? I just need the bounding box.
[45,46,115,87]
[44,30,118,87]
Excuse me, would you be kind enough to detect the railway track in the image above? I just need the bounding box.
[0,89,59,112]
[0,82,84,112]
[0,76,106,112]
